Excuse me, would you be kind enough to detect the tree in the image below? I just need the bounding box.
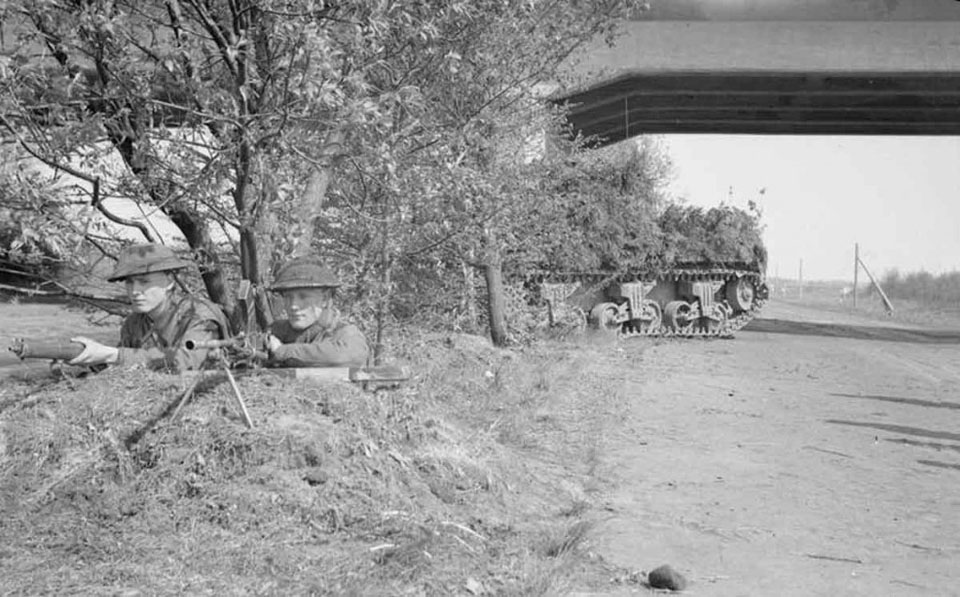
[2,0,404,320]
[0,0,645,346]
[315,1,649,346]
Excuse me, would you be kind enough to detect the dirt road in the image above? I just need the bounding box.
[580,299,960,596]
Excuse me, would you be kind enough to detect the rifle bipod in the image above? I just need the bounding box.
[171,351,254,429]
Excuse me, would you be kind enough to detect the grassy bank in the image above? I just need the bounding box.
[0,317,643,595]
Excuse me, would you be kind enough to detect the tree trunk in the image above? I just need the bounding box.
[289,133,341,257]
[234,138,271,331]
[374,256,391,365]
[290,167,330,257]
[462,257,477,331]
[166,207,234,316]
[484,261,507,346]
[373,194,394,365]
[483,229,507,347]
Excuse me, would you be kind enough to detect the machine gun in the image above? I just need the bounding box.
[184,333,269,368]
[177,333,266,430]
[179,331,408,430]
[8,338,86,362]
[183,334,410,382]
[164,279,271,429]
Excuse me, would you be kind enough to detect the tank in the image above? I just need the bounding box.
[531,203,769,337]
[538,263,769,337]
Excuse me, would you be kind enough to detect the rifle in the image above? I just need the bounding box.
[9,338,85,361]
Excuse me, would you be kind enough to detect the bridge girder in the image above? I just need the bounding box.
[552,21,960,144]
[556,70,960,144]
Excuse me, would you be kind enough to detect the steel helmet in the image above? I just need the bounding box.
[269,257,341,290]
[107,243,192,282]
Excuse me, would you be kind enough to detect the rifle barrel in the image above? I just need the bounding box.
[184,338,239,350]
[184,337,268,362]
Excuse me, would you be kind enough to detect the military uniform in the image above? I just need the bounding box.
[268,318,368,368]
[267,257,369,368]
[118,294,228,371]
[109,243,228,371]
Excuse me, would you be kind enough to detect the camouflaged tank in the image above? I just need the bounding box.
[533,203,769,337]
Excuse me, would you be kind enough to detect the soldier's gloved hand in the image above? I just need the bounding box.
[265,334,282,354]
[68,336,120,366]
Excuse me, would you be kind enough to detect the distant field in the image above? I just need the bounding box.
[0,299,119,375]
[768,278,960,330]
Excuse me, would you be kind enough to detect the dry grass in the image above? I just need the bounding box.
[0,314,644,595]
[778,284,960,330]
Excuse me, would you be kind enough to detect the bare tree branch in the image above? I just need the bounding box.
[0,115,157,242]
[182,0,239,78]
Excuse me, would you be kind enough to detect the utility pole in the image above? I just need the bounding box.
[853,243,859,308]
[857,256,895,314]
[799,258,803,299]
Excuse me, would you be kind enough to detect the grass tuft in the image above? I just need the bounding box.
[540,519,595,558]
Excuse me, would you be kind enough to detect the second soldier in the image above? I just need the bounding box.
[265,257,369,368]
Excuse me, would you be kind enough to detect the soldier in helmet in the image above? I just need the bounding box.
[68,243,229,371]
[264,257,369,368]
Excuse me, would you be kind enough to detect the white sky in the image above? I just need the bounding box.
[646,0,960,20]
[663,135,960,281]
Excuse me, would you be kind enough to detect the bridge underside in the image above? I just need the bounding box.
[558,71,960,145]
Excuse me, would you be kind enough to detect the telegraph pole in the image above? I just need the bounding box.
[798,259,803,299]
[853,243,859,308]
[853,244,894,314]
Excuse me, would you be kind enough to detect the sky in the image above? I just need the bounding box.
[615,2,960,282]
[663,135,960,282]
[638,0,960,21]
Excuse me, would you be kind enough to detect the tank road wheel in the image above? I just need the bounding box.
[631,299,662,334]
[589,302,623,333]
[663,300,694,335]
[725,277,756,313]
[700,305,729,336]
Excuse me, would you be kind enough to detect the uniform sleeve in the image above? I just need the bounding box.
[116,313,223,372]
[269,324,369,368]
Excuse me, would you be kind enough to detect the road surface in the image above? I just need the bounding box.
[580,299,960,596]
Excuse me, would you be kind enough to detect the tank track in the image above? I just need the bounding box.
[618,298,765,339]
[534,266,768,339]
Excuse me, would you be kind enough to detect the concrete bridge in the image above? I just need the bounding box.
[556,21,960,144]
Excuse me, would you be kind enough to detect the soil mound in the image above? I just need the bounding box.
[0,332,608,595]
